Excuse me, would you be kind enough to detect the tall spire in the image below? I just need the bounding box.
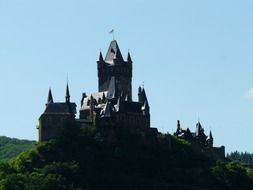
[65,83,70,103]
[47,88,53,105]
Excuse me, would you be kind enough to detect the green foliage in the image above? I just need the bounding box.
[0,126,252,189]
[0,136,35,161]
[227,151,253,166]
[212,161,253,189]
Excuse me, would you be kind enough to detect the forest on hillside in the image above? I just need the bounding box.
[0,136,35,161]
[227,151,253,166]
[0,125,252,190]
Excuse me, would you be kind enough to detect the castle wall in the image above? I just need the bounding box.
[39,114,74,142]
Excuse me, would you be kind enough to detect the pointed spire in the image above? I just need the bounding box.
[65,83,70,103]
[47,88,54,105]
[177,120,181,130]
[209,130,213,139]
[127,51,132,63]
[99,51,103,62]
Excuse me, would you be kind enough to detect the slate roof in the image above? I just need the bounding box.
[80,91,108,111]
[44,102,77,115]
[105,40,124,64]
[117,101,142,113]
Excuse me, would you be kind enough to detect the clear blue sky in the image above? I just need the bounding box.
[0,0,253,153]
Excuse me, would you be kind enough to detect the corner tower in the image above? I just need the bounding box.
[97,40,132,100]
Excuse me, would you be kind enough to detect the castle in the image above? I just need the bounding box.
[174,120,225,159]
[37,39,225,159]
[38,40,155,142]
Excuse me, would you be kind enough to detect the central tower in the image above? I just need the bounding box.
[97,40,132,100]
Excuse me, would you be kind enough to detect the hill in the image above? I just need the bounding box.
[0,125,252,190]
[0,136,35,161]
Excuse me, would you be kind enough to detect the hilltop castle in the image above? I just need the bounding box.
[37,39,225,160]
[38,40,155,142]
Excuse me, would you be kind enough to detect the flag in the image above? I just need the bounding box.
[109,29,114,34]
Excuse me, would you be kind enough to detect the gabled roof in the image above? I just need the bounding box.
[44,102,76,115]
[105,40,124,63]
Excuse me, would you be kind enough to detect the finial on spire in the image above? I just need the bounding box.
[65,82,70,103]
[47,88,54,105]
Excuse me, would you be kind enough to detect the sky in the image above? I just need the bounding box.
[0,0,253,153]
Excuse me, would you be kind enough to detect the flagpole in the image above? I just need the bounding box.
[109,29,115,40]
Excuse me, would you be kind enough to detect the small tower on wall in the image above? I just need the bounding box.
[97,40,132,100]
[38,85,77,142]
